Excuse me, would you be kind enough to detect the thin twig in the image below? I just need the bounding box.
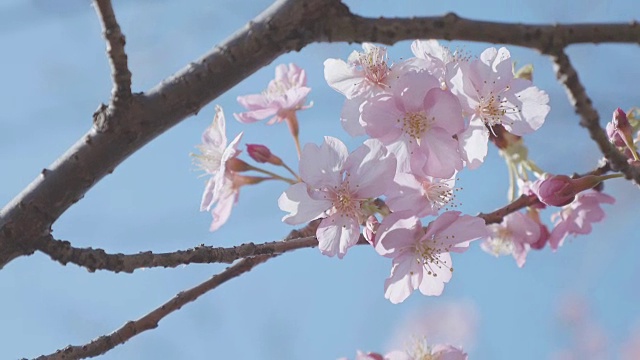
[547,49,640,184]
[35,234,317,273]
[93,0,132,105]
[35,255,272,360]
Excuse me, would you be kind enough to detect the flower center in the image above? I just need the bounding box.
[401,111,432,143]
[476,87,520,129]
[484,229,514,256]
[357,47,389,84]
[326,173,362,220]
[193,146,223,174]
[423,180,455,210]
[414,235,454,277]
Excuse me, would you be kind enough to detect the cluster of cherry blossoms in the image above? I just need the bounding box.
[192,40,620,307]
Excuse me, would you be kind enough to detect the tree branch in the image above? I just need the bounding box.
[2,0,639,268]
[93,0,132,106]
[34,254,273,360]
[547,49,640,183]
[35,234,317,273]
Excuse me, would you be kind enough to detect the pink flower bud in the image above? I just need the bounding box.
[246,144,283,165]
[531,174,603,207]
[607,108,632,147]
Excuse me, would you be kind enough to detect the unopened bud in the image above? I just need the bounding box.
[246,144,283,165]
[531,174,605,207]
[514,64,533,81]
[607,108,632,147]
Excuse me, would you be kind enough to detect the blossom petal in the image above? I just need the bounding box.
[418,251,452,296]
[316,215,360,258]
[278,183,331,225]
[324,58,362,99]
[384,252,423,304]
[299,137,348,189]
[345,139,397,198]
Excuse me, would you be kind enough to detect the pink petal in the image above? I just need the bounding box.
[419,128,463,178]
[316,215,360,258]
[278,183,331,225]
[418,251,452,296]
[324,58,363,99]
[299,137,348,189]
[209,190,237,232]
[458,118,489,169]
[341,97,367,137]
[384,252,423,304]
[424,88,465,135]
[345,139,397,198]
[375,213,422,257]
[361,95,404,144]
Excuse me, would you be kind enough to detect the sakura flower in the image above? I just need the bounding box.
[278,137,396,258]
[234,63,311,124]
[361,70,465,178]
[324,43,401,99]
[481,211,541,268]
[450,47,550,168]
[385,171,457,218]
[193,106,244,231]
[548,190,615,250]
[375,211,488,304]
[410,39,467,89]
[235,63,311,155]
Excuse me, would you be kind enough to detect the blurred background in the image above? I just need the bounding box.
[1,0,639,359]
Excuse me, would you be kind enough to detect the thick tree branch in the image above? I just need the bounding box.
[327,13,640,51]
[548,49,640,183]
[35,255,273,360]
[2,0,639,268]
[93,0,132,106]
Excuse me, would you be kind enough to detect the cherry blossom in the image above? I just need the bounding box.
[324,43,400,99]
[375,211,488,303]
[278,137,396,258]
[480,211,541,268]
[385,171,457,218]
[234,63,311,124]
[450,47,550,167]
[360,70,465,178]
[548,190,615,250]
[409,39,467,89]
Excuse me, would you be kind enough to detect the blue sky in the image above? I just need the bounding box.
[1,0,639,359]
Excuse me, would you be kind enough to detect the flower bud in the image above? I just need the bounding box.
[607,108,632,147]
[246,144,283,165]
[531,174,603,207]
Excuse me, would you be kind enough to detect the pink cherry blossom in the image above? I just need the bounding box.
[450,47,550,167]
[375,211,488,304]
[234,63,312,124]
[385,171,457,218]
[324,43,402,99]
[409,39,467,89]
[360,70,465,178]
[480,211,541,268]
[548,190,615,250]
[278,137,396,258]
[193,106,244,231]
